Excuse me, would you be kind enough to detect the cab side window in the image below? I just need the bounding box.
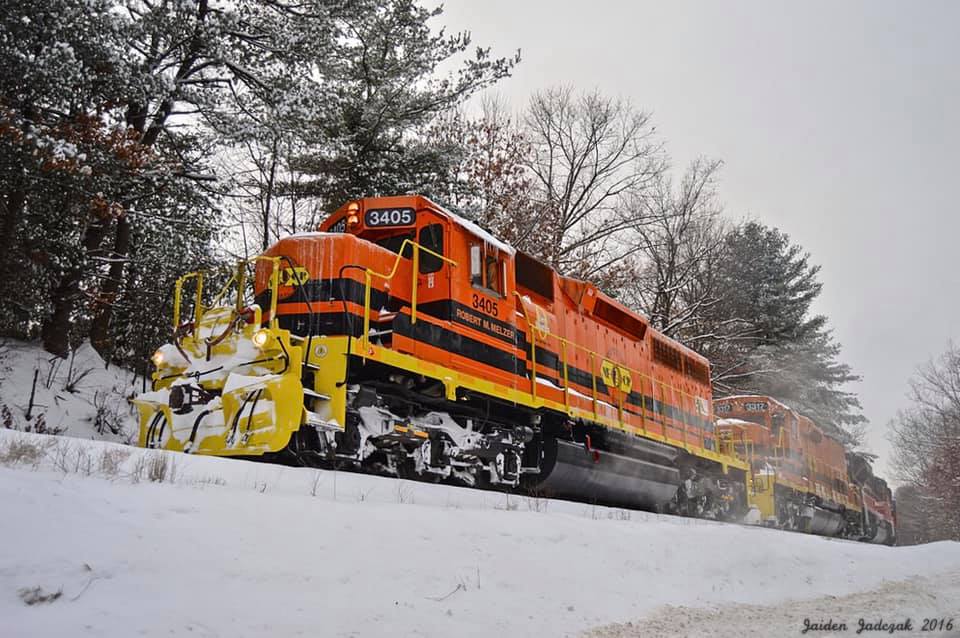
[418,224,444,274]
[485,254,500,293]
[470,243,505,297]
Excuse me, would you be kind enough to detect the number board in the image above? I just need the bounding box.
[715,403,732,414]
[743,401,769,412]
[328,217,347,233]
[364,207,415,228]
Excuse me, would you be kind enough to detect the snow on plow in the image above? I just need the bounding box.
[132,260,310,457]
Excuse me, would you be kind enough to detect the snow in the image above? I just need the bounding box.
[715,417,761,429]
[586,570,960,637]
[154,343,188,369]
[567,384,617,410]
[0,341,139,443]
[436,204,516,256]
[222,372,281,394]
[535,376,619,413]
[536,375,564,390]
[286,231,339,240]
[2,429,959,638]
[718,395,790,408]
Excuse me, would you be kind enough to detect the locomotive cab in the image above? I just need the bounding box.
[303,195,522,388]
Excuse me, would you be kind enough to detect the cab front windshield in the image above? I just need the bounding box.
[373,231,414,255]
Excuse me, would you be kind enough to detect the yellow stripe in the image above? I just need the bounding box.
[361,342,749,472]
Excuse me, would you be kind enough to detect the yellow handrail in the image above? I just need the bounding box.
[172,272,202,330]
[348,237,728,459]
[514,311,713,442]
[638,375,647,435]
[590,352,598,419]
[531,328,538,401]
[207,271,238,312]
[171,255,283,333]
[506,294,733,461]
[561,340,569,410]
[510,291,716,442]
[360,239,456,359]
[716,424,754,462]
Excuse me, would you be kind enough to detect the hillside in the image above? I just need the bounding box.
[2,429,958,637]
[0,340,139,443]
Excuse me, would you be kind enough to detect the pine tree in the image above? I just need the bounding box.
[288,0,519,212]
[1,0,518,364]
[0,0,221,360]
[86,0,325,356]
[0,0,150,352]
[691,222,864,441]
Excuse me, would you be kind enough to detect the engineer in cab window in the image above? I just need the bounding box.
[472,243,504,297]
[485,253,501,295]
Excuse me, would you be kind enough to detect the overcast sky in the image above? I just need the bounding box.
[437,0,960,480]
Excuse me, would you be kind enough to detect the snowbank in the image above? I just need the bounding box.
[0,340,139,442]
[586,570,960,637]
[2,430,959,637]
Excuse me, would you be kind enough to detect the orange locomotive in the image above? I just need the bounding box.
[847,452,897,544]
[138,193,894,540]
[245,194,749,515]
[715,396,895,544]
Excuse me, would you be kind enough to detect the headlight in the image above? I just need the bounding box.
[151,349,165,368]
[252,329,271,349]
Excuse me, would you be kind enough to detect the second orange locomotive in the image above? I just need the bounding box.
[716,396,894,543]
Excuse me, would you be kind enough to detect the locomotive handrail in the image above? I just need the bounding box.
[225,256,280,329]
[360,239,456,359]
[173,272,203,332]
[514,295,726,460]
[353,236,730,463]
[256,255,282,328]
[207,268,240,313]
[716,424,754,463]
[172,256,282,336]
[173,266,239,332]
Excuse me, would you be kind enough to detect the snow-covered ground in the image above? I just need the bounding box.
[0,340,139,442]
[2,430,959,637]
[586,571,960,637]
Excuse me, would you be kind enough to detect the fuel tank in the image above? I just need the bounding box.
[530,437,681,509]
[803,505,845,536]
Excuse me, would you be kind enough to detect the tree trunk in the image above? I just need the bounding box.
[89,214,130,358]
[0,184,27,314]
[42,219,109,357]
[42,271,84,357]
[0,184,25,261]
